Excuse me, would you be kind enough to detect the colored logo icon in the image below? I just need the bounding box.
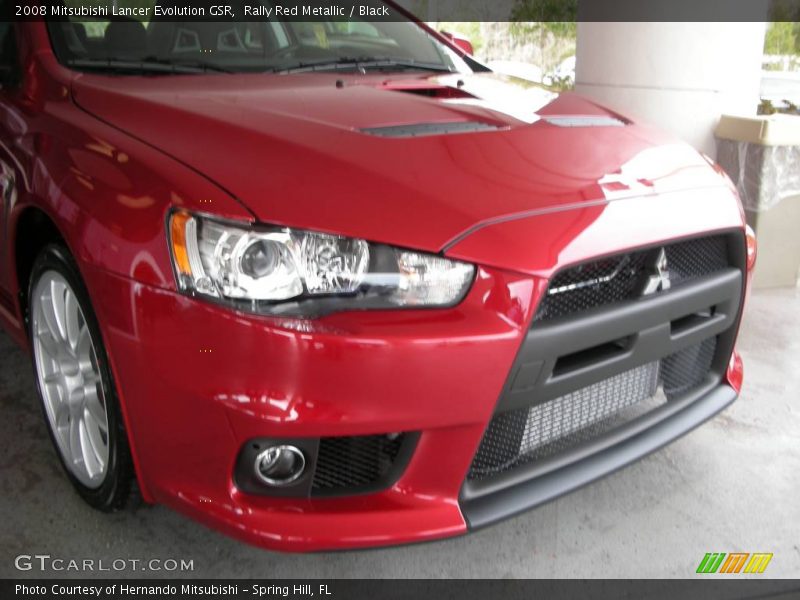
[696,553,773,574]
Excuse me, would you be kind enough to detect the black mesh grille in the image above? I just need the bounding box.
[311,434,405,493]
[535,236,729,322]
[663,235,730,286]
[468,337,717,480]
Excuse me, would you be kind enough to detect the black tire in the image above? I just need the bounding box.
[28,243,135,511]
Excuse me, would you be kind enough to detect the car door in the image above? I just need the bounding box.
[0,21,23,308]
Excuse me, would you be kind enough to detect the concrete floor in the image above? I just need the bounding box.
[1,287,799,579]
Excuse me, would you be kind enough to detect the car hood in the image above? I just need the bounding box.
[71,71,727,253]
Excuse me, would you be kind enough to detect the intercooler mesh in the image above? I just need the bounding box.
[535,236,729,322]
[468,337,718,480]
[311,434,405,493]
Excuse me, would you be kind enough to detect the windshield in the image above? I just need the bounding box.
[46,1,473,75]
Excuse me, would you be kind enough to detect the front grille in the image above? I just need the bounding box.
[468,337,717,480]
[663,235,730,286]
[311,434,406,494]
[535,235,729,322]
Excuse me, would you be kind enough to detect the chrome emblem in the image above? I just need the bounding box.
[642,248,671,295]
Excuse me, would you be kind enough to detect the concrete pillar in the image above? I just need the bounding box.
[575,22,767,157]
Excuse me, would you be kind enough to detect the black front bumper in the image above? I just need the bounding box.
[461,382,737,529]
[460,231,746,529]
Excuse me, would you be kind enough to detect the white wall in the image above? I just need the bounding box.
[575,22,767,156]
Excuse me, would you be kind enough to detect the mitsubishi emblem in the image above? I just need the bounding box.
[642,248,671,295]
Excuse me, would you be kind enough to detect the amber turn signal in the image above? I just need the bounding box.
[745,224,757,271]
[170,211,193,276]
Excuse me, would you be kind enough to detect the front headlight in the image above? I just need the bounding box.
[168,211,475,316]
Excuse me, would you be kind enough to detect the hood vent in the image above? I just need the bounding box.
[361,121,501,138]
[544,116,626,127]
[389,86,476,100]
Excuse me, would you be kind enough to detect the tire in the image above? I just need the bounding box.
[27,243,135,511]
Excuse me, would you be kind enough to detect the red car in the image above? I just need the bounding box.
[0,8,755,552]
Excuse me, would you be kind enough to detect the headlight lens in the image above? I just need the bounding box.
[169,211,475,316]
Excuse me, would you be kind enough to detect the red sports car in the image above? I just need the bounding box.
[0,6,755,551]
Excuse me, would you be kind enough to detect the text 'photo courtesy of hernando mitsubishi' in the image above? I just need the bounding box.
[0,0,756,552]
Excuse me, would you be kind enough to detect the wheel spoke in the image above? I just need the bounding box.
[43,371,61,385]
[83,408,108,472]
[68,415,82,467]
[40,290,64,344]
[80,413,102,478]
[49,279,69,342]
[64,289,81,353]
[77,418,96,477]
[42,381,63,422]
[84,385,107,432]
[54,401,70,430]
[40,280,64,342]
[37,332,61,362]
[82,373,101,396]
[43,380,64,414]
[76,328,94,374]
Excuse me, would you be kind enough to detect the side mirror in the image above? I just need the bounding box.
[439,31,474,56]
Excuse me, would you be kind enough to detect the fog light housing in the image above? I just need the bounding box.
[254,445,306,486]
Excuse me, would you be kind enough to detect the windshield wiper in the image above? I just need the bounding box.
[66,57,233,75]
[278,57,454,74]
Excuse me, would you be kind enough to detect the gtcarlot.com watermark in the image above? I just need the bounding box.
[14,554,194,573]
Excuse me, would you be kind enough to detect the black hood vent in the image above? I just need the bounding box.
[361,121,501,138]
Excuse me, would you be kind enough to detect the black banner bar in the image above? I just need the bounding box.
[3,579,800,600]
[6,0,800,23]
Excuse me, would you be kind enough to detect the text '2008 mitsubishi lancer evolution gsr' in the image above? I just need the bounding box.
[0,2,756,551]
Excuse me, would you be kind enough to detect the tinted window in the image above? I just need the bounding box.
[0,22,21,87]
[45,1,471,75]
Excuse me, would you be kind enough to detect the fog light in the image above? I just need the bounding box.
[254,445,306,486]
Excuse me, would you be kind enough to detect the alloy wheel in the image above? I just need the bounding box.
[31,270,109,488]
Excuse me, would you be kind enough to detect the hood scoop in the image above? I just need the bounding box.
[389,86,476,100]
[380,81,477,101]
[361,121,502,138]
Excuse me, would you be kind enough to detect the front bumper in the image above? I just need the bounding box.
[83,260,742,552]
[86,263,536,551]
